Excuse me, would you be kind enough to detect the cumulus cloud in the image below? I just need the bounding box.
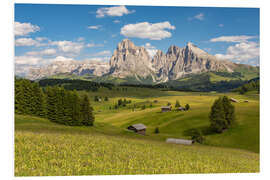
[218,24,224,27]
[210,35,256,43]
[15,38,41,47]
[87,25,101,30]
[143,43,158,57]
[113,20,120,24]
[25,48,57,56]
[86,43,104,48]
[121,21,175,40]
[215,41,260,64]
[96,6,134,18]
[14,21,40,36]
[84,57,110,62]
[189,13,204,21]
[50,40,84,54]
[93,50,111,56]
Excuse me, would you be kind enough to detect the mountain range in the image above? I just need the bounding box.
[26,39,258,84]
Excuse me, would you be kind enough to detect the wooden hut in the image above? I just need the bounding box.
[127,124,147,135]
[177,107,186,111]
[230,98,239,103]
[161,106,172,112]
[166,138,194,145]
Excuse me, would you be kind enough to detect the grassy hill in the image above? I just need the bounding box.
[15,86,260,176]
[90,91,259,153]
[15,114,259,176]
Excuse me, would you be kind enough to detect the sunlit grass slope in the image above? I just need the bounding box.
[15,115,259,176]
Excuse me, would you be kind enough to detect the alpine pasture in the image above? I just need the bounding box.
[15,87,259,176]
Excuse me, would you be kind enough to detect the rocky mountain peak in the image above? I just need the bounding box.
[167,45,181,55]
[117,39,136,51]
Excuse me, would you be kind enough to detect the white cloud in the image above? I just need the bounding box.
[215,41,260,64]
[120,21,175,40]
[194,13,204,20]
[113,20,120,24]
[77,37,85,41]
[218,24,224,27]
[96,6,134,18]
[15,55,76,75]
[87,25,101,30]
[210,35,256,43]
[50,40,84,54]
[189,13,204,21]
[93,50,112,56]
[14,21,40,36]
[15,38,41,46]
[25,48,57,56]
[15,56,43,66]
[35,37,47,41]
[86,43,104,48]
[143,43,158,57]
[84,57,110,62]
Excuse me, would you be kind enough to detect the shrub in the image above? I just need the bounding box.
[175,100,181,108]
[190,129,204,144]
[185,104,190,110]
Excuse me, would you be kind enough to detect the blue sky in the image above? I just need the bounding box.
[14,4,260,75]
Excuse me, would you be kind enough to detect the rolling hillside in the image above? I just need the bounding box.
[15,114,259,176]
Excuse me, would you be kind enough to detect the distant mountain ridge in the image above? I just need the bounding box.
[26,39,258,84]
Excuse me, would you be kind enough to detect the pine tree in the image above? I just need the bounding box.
[80,94,95,126]
[70,90,82,125]
[45,87,58,122]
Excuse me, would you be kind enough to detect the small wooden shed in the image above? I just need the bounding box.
[161,106,172,112]
[127,124,147,135]
[230,98,239,103]
[166,138,194,145]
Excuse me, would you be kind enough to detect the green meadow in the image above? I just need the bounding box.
[15,88,260,176]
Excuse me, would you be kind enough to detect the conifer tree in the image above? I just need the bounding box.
[80,94,94,126]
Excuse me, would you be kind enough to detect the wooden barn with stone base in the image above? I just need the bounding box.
[127,124,147,135]
[161,106,172,112]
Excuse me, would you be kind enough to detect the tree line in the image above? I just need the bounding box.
[233,78,259,94]
[15,78,94,126]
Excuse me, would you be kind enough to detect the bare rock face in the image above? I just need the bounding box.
[27,60,110,80]
[151,42,236,81]
[109,39,154,79]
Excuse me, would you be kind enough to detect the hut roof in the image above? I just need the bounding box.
[130,124,147,130]
[230,98,239,103]
[161,106,171,109]
[166,138,194,145]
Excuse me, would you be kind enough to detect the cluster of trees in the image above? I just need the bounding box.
[209,96,235,133]
[15,79,94,126]
[94,96,109,102]
[233,78,259,94]
[39,79,114,92]
[175,100,190,110]
[164,73,248,92]
[110,98,132,110]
